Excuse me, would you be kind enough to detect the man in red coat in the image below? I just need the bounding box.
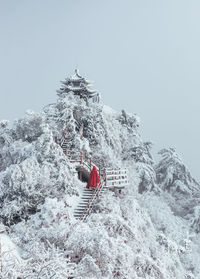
[86,166,100,188]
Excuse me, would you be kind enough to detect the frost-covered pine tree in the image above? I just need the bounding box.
[191,205,200,233]
[156,148,199,195]
[0,111,77,225]
[125,141,156,193]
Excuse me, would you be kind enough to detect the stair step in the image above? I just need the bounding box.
[78,202,89,204]
[83,191,94,193]
[81,198,92,200]
[82,191,94,193]
[80,202,91,204]
[82,192,93,194]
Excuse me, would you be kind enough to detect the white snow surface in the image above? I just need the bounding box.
[0,93,199,278]
[0,233,21,261]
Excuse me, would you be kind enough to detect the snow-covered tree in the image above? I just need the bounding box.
[124,141,156,193]
[191,205,200,233]
[0,111,78,225]
[0,71,199,278]
[156,148,199,195]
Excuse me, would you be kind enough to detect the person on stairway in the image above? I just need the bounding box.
[86,166,100,189]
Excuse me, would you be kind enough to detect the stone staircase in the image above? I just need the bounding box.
[74,174,106,221]
[56,132,128,221]
[55,132,128,278]
[74,188,94,220]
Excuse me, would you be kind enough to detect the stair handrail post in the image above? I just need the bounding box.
[90,158,92,170]
[66,148,68,158]
[104,169,107,187]
[64,128,68,139]
[80,151,83,165]
[61,135,65,147]
[97,181,101,197]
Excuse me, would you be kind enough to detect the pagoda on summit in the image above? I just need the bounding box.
[57,69,100,103]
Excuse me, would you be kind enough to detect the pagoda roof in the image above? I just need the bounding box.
[66,85,83,92]
[57,69,100,101]
[70,69,85,82]
[65,84,97,94]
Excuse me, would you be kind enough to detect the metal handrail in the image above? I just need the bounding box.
[80,173,106,222]
[58,132,103,173]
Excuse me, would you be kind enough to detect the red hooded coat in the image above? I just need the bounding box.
[86,166,100,188]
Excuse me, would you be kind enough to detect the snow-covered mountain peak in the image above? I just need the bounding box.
[0,73,200,278]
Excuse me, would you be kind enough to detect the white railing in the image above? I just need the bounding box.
[105,168,128,188]
[57,133,128,190]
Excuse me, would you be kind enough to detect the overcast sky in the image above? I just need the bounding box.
[0,0,199,180]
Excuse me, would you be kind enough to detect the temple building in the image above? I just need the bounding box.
[57,69,100,103]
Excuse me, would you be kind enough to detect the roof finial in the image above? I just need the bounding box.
[75,68,81,78]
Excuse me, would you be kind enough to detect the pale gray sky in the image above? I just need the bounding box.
[0,0,199,179]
